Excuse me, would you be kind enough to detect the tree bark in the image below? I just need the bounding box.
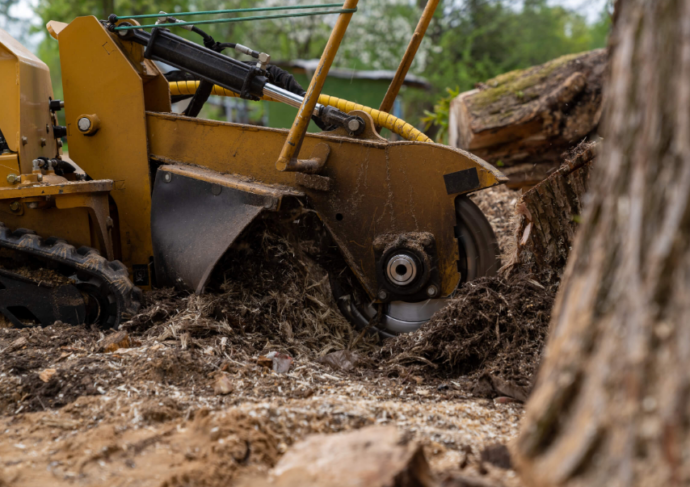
[449,50,605,188]
[508,141,597,281]
[514,1,690,486]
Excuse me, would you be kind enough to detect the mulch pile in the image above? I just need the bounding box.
[378,276,556,390]
[2,186,558,411]
[123,213,377,360]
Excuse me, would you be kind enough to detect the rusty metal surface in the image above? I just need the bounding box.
[151,165,299,293]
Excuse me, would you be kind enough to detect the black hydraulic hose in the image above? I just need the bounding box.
[191,25,212,42]
[183,26,228,117]
[183,80,214,117]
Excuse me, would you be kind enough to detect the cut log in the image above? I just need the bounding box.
[507,141,598,281]
[449,50,605,188]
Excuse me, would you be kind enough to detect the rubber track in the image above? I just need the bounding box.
[0,223,141,328]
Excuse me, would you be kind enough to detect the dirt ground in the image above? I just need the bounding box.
[0,185,552,487]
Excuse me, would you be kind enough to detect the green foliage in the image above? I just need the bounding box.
[422,87,459,144]
[9,0,611,137]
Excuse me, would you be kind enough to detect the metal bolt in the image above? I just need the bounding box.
[26,202,38,209]
[211,184,222,196]
[426,285,438,298]
[9,202,20,212]
[7,174,19,184]
[77,117,92,132]
[347,119,361,132]
[377,289,388,301]
[40,138,47,147]
[21,136,28,145]
[163,172,172,183]
[57,139,63,148]
[37,174,43,182]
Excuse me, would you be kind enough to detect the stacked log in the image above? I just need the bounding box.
[449,49,605,188]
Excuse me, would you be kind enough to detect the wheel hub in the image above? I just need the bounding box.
[334,196,501,336]
[386,254,418,286]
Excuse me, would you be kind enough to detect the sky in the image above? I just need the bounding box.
[2,0,608,52]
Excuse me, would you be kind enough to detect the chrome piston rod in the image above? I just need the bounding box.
[262,84,324,117]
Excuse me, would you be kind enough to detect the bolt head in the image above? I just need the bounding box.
[6,174,18,184]
[9,202,20,212]
[77,117,92,132]
[377,289,388,301]
[347,119,361,132]
[163,172,172,183]
[37,174,43,182]
[426,285,438,298]
[26,202,38,209]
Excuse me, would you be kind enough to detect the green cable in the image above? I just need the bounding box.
[112,3,345,21]
[113,8,357,30]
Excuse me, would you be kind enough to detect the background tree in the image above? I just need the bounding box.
[514,0,690,485]
[11,0,610,128]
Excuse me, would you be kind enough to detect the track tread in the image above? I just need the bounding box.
[0,223,140,326]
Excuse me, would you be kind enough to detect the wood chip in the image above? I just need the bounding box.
[213,374,234,395]
[99,331,139,353]
[39,368,57,383]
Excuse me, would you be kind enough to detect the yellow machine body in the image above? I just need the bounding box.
[0,26,109,258]
[0,29,59,173]
[0,16,506,301]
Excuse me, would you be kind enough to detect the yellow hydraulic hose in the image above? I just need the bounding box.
[168,80,431,143]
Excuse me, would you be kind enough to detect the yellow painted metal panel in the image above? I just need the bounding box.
[57,16,154,274]
[0,27,58,172]
[146,112,504,297]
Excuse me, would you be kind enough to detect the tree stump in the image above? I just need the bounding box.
[514,1,690,485]
[449,49,605,188]
[508,141,598,281]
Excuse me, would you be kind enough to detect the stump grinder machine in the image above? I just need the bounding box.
[0,0,506,336]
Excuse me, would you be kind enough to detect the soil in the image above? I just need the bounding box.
[0,185,552,487]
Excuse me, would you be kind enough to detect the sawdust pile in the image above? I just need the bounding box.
[124,214,376,360]
[470,185,520,263]
[379,276,556,386]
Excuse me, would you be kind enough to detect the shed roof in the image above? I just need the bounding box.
[276,59,431,90]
